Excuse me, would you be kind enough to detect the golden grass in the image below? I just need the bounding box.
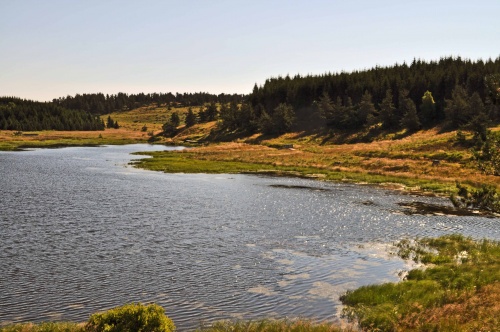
[1,103,499,194]
[397,282,500,331]
[146,127,499,194]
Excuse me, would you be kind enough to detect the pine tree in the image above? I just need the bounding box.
[400,99,421,131]
[419,91,437,126]
[185,107,196,127]
[272,103,295,134]
[170,112,180,127]
[205,102,218,121]
[106,116,115,128]
[399,90,420,131]
[379,90,396,129]
[357,91,376,127]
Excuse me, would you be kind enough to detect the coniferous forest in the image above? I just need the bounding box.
[0,97,105,131]
[1,57,499,134]
[218,56,500,136]
[52,92,245,114]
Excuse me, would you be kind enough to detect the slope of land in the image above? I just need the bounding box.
[2,103,499,196]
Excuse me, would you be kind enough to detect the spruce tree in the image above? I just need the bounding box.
[419,91,437,126]
[379,90,396,129]
[185,107,196,127]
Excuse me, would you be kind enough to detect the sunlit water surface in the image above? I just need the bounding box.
[0,144,498,330]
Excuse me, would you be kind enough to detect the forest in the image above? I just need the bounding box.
[213,57,500,136]
[52,92,245,115]
[0,97,105,131]
[2,57,500,135]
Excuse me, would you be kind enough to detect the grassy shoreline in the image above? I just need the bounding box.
[2,235,498,332]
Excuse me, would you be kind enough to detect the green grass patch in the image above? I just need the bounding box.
[340,234,500,331]
[0,322,85,332]
[133,150,457,194]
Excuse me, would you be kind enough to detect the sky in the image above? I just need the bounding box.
[1,0,499,102]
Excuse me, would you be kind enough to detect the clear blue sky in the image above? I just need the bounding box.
[1,0,499,101]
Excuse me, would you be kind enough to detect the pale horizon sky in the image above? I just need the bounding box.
[1,0,499,102]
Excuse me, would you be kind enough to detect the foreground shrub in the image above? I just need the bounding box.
[85,303,175,332]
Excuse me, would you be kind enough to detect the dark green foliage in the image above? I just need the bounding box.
[379,89,397,129]
[237,103,258,133]
[0,97,104,131]
[451,182,500,212]
[472,131,500,175]
[271,103,295,134]
[161,111,181,136]
[444,86,475,128]
[316,91,334,124]
[53,92,245,114]
[105,116,119,129]
[244,57,500,134]
[184,107,196,127]
[419,90,437,126]
[357,91,376,127]
[257,104,295,134]
[484,73,500,105]
[162,122,177,137]
[467,112,490,143]
[399,90,420,131]
[106,116,115,129]
[218,102,233,129]
[198,106,207,123]
[85,303,175,332]
[204,102,218,121]
[169,112,180,127]
[258,110,274,134]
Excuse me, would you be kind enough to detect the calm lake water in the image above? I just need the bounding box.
[0,144,498,330]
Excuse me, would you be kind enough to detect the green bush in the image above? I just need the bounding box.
[85,303,175,332]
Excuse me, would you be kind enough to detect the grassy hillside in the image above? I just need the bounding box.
[2,103,499,198]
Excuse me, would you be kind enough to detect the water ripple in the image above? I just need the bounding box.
[1,145,498,330]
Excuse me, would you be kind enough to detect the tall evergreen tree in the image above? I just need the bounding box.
[400,98,421,131]
[444,86,473,128]
[357,91,376,127]
[271,103,295,134]
[170,112,180,127]
[419,91,437,126]
[185,107,196,127]
[106,116,115,129]
[379,89,397,129]
[205,102,218,121]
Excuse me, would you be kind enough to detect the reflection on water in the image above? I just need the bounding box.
[0,144,498,329]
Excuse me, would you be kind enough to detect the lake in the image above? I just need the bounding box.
[0,144,498,330]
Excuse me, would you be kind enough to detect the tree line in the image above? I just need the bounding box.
[52,92,245,115]
[210,57,500,136]
[0,97,105,131]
